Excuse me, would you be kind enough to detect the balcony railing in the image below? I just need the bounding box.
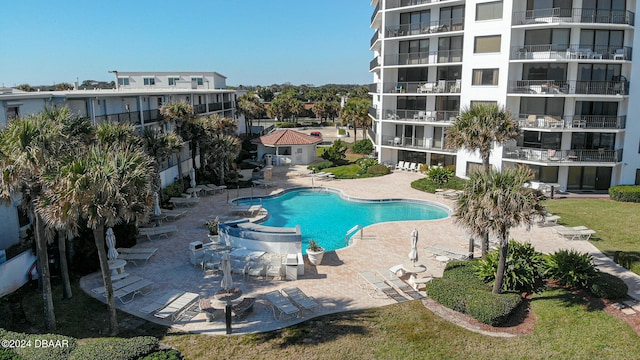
[368,106,379,118]
[511,45,632,61]
[517,114,626,130]
[370,3,379,24]
[370,31,379,47]
[513,8,635,26]
[193,104,207,114]
[367,83,379,93]
[370,57,380,70]
[382,109,458,123]
[385,80,461,94]
[143,109,161,122]
[208,103,223,111]
[386,0,444,9]
[95,111,140,125]
[384,49,463,65]
[381,135,454,152]
[509,80,629,95]
[386,18,464,38]
[503,147,622,163]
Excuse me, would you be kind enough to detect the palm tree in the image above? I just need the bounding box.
[209,134,241,185]
[446,103,520,257]
[0,114,64,330]
[160,102,194,186]
[141,128,184,201]
[455,166,545,293]
[340,97,372,142]
[237,92,266,134]
[40,142,156,335]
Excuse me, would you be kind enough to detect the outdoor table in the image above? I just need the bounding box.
[215,288,242,334]
[186,188,201,198]
[108,259,127,276]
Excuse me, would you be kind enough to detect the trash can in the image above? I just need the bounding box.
[265,154,273,166]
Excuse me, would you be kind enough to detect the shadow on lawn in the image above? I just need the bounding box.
[531,285,606,312]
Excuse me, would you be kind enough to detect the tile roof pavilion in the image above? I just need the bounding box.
[253,129,322,146]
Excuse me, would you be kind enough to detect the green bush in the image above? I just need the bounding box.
[139,349,182,360]
[352,139,373,154]
[162,182,184,204]
[69,336,158,360]
[277,122,298,128]
[308,161,334,171]
[411,176,467,193]
[609,185,640,202]
[428,166,454,185]
[465,290,523,326]
[0,348,20,360]
[337,128,346,135]
[475,240,546,292]
[366,164,390,176]
[425,278,469,312]
[588,272,628,299]
[544,249,597,288]
[355,157,378,171]
[0,330,76,360]
[442,260,485,288]
[321,140,347,163]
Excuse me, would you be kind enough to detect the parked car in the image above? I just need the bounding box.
[310,131,322,139]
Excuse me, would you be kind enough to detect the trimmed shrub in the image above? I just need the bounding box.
[609,185,640,202]
[0,330,76,360]
[428,166,454,185]
[162,182,184,204]
[442,260,485,288]
[544,249,597,288]
[0,348,20,360]
[307,161,334,171]
[426,278,469,312]
[475,240,546,292]
[139,350,181,360]
[588,272,628,299]
[321,140,347,163]
[366,164,390,176]
[352,139,373,154]
[355,157,378,171]
[465,291,523,326]
[411,176,467,193]
[69,336,158,360]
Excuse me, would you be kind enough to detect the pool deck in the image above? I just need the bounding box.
[79,165,640,335]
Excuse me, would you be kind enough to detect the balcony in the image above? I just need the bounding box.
[368,106,379,119]
[382,109,458,123]
[370,3,380,24]
[370,31,379,48]
[509,79,629,96]
[386,0,444,9]
[511,45,632,61]
[385,49,463,66]
[370,57,380,70]
[503,147,622,163]
[386,18,464,38]
[512,8,635,26]
[95,111,141,125]
[385,80,461,94]
[517,114,626,130]
[381,135,454,152]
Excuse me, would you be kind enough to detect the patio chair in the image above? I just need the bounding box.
[395,161,405,171]
[160,209,187,221]
[358,271,407,302]
[140,289,185,315]
[137,225,178,242]
[263,290,300,320]
[198,299,218,322]
[417,83,434,93]
[613,48,626,60]
[406,163,417,172]
[539,214,561,225]
[378,270,424,300]
[553,225,595,240]
[435,80,446,93]
[154,292,199,322]
[111,277,154,304]
[117,251,156,266]
[281,286,320,313]
[232,297,256,319]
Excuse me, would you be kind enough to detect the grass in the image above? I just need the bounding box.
[322,164,375,179]
[3,279,639,359]
[545,198,640,274]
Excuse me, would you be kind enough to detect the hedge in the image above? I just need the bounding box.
[588,272,629,300]
[465,290,522,326]
[366,164,390,176]
[69,336,158,360]
[139,349,182,360]
[609,185,640,202]
[308,161,334,171]
[0,330,76,360]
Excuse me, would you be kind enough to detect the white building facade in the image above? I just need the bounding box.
[0,71,238,246]
[370,0,639,191]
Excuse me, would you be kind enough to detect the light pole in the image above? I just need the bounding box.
[108,70,119,90]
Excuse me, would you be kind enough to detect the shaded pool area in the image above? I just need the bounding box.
[234,187,451,252]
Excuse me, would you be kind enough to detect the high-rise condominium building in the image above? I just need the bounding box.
[369,0,639,191]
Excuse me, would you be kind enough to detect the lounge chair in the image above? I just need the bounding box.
[91,275,143,295]
[358,271,407,302]
[206,184,228,193]
[263,290,300,320]
[553,225,596,240]
[395,161,405,171]
[111,277,154,304]
[118,250,156,266]
[378,269,424,300]
[138,225,178,241]
[539,214,561,225]
[252,179,275,188]
[281,286,320,313]
[169,197,200,207]
[140,289,186,315]
[154,292,199,322]
[198,298,218,322]
[117,247,158,254]
[159,209,187,221]
[425,245,470,260]
[229,205,262,216]
[232,297,256,319]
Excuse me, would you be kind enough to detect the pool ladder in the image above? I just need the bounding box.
[345,225,363,246]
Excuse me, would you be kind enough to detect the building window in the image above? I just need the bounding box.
[143,77,155,86]
[191,77,203,85]
[472,69,499,85]
[118,77,130,86]
[6,106,19,120]
[476,1,503,21]
[636,169,640,185]
[470,100,497,107]
[474,35,501,53]
[466,162,483,175]
[168,77,180,86]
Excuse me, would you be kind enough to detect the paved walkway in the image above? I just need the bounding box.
[79,165,640,335]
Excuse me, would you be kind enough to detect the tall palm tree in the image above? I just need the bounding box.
[209,134,241,185]
[237,92,266,134]
[160,102,194,186]
[141,128,184,201]
[455,166,545,293]
[40,142,156,335]
[446,103,520,257]
[0,114,64,330]
[341,97,372,142]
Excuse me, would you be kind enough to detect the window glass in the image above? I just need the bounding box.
[476,1,503,21]
[143,77,155,86]
[118,78,129,86]
[472,69,499,85]
[474,35,501,53]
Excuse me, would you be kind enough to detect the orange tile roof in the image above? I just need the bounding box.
[253,129,322,146]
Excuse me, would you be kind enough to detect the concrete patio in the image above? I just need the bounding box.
[79,165,640,335]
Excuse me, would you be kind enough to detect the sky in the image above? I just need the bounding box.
[0,0,373,87]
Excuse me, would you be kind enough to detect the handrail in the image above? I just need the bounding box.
[345,225,362,246]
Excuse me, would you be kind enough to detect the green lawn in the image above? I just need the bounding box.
[545,198,640,274]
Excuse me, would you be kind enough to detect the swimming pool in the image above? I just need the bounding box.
[234,187,450,253]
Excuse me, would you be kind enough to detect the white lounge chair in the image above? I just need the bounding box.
[169,197,200,207]
[553,225,596,240]
[159,209,187,221]
[358,271,407,302]
[378,270,424,300]
[140,289,185,315]
[138,225,178,241]
[395,161,405,171]
[110,276,154,304]
[539,214,561,225]
[263,290,300,320]
[281,286,319,313]
[154,292,199,322]
[229,205,262,216]
[252,179,274,188]
[118,251,156,266]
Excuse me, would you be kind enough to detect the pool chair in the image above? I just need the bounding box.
[281,286,320,314]
[395,161,405,171]
[539,214,561,226]
[263,290,300,320]
[358,271,407,302]
[553,225,596,241]
[377,270,424,300]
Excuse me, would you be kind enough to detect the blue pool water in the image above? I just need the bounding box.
[235,188,450,253]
